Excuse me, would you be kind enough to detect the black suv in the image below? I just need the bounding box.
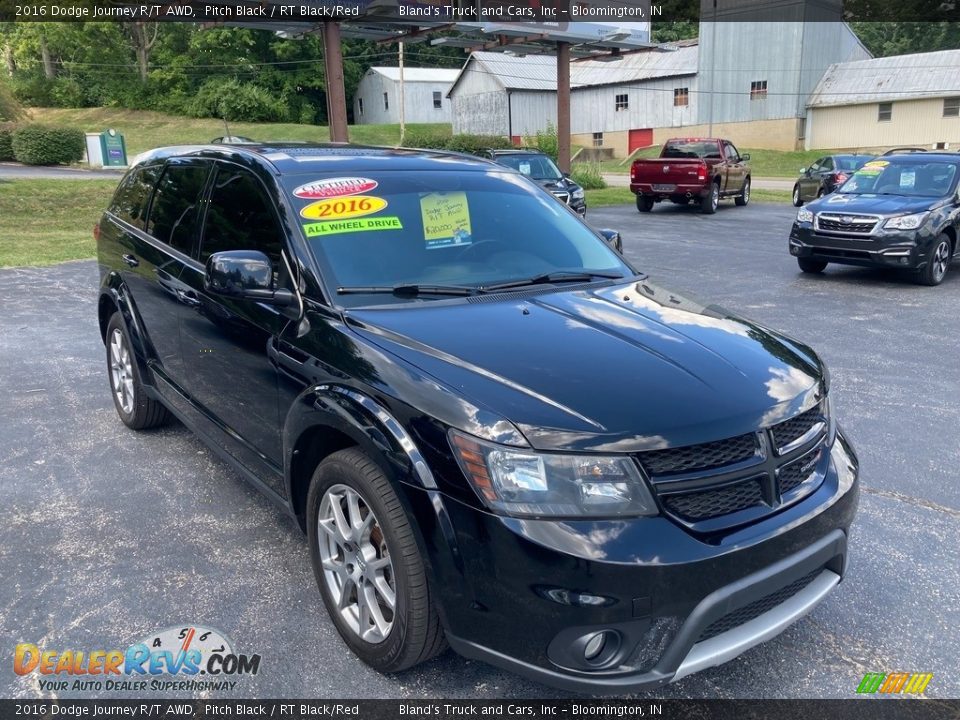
[97,144,858,693]
[484,148,587,216]
[790,153,960,285]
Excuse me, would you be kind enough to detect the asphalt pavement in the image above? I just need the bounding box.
[1,199,958,699]
[0,163,126,180]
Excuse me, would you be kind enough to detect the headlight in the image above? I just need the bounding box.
[571,188,585,200]
[450,430,658,518]
[796,208,814,223]
[883,212,928,230]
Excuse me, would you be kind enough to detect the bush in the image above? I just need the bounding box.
[570,162,606,190]
[404,130,512,156]
[189,79,286,123]
[525,122,559,162]
[11,125,85,165]
[0,77,23,122]
[0,124,15,161]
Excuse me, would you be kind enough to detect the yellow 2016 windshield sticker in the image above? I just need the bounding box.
[420,192,472,250]
[300,196,387,221]
[303,216,403,237]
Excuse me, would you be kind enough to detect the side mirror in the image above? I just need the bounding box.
[741,153,751,161]
[204,250,294,306]
[597,228,623,252]
[799,167,808,175]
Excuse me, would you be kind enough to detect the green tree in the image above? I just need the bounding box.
[850,22,960,57]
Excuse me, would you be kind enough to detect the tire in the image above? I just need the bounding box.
[816,187,825,199]
[307,448,447,673]
[735,177,751,206]
[918,234,952,286]
[792,184,803,207]
[701,181,719,214]
[797,257,828,274]
[105,312,170,430]
[636,195,654,213]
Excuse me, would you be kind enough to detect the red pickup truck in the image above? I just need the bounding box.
[630,138,751,214]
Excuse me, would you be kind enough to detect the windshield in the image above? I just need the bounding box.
[835,156,868,171]
[284,170,632,306]
[493,154,563,181]
[837,160,959,197]
[662,141,721,159]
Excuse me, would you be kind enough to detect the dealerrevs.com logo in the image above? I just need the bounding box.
[14,625,261,693]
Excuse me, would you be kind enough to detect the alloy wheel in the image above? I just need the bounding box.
[109,328,135,415]
[317,484,396,644]
[932,240,950,283]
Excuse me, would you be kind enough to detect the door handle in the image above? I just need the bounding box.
[121,254,139,268]
[177,289,201,308]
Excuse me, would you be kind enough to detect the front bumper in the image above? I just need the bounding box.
[789,221,933,270]
[404,429,859,693]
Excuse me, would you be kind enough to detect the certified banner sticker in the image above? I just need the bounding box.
[300,196,387,221]
[292,177,378,200]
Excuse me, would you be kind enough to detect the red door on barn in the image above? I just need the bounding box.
[629,128,653,153]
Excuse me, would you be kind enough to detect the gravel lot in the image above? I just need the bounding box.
[1,199,958,699]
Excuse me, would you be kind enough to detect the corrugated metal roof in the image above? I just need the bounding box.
[809,49,960,107]
[454,44,698,94]
[370,67,461,83]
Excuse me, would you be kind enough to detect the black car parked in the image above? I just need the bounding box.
[484,148,587,216]
[97,143,858,693]
[792,154,872,206]
[789,153,960,285]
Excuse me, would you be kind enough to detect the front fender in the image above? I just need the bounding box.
[282,383,437,501]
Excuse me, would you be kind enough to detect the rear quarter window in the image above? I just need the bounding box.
[108,165,161,229]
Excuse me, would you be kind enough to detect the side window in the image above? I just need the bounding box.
[109,165,161,229]
[810,158,825,172]
[725,143,740,161]
[200,165,288,287]
[146,163,210,255]
[821,157,835,171]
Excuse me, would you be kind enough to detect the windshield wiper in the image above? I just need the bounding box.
[337,283,483,297]
[481,270,626,292]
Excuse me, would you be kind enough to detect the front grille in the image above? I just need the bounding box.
[816,214,878,235]
[551,191,570,204]
[661,478,764,521]
[771,404,822,451]
[778,450,822,494]
[638,433,757,476]
[697,569,823,642]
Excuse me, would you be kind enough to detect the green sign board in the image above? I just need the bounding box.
[99,129,127,167]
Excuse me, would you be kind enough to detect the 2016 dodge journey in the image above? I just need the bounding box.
[96,143,859,693]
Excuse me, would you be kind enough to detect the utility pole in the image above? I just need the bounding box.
[557,41,571,173]
[399,41,406,145]
[322,22,349,143]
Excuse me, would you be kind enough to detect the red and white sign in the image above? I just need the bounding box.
[292,177,378,200]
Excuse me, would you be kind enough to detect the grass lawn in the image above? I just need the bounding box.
[27,108,452,157]
[600,146,843,178]
[0,178,118,267]
[586,187,792,207]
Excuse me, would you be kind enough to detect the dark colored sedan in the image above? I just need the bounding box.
[792,154,872,206]
[97,143,858,693]
[789,154,960,285]
[485,149,587,216]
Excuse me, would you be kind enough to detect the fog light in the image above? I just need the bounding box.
[583,633,606,661]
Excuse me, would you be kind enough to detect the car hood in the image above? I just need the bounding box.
[811,192,941,216]
[537,177,578,192]
[345,281,825,452]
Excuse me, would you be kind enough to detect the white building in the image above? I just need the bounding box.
[805,49,960,151]
[447,44,698,156]
[353,67,460,125]
[448,21,874,155]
